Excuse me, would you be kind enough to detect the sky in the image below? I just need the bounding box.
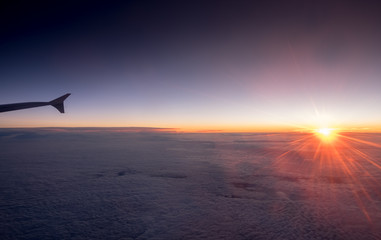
[0,0,381,131]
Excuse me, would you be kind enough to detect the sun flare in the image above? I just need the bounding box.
[318,127,332,136]
[275,128,381,221]
[315,127,336,142]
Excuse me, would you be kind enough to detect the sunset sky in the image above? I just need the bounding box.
[1,0,381,131]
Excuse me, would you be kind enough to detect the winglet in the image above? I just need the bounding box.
[49,93,71,113]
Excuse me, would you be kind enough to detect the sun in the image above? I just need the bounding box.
[315,127,336,142]
[318,128,331,136]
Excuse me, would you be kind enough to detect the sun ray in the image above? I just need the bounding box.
[274,129,381,221]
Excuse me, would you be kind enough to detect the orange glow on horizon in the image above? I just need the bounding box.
[3,123,381,133]
[2,115,381,133]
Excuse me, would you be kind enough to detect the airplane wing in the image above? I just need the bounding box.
[0,93,71,113]
[49,93,71,113]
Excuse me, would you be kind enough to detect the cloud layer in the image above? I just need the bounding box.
[0,128,380,239]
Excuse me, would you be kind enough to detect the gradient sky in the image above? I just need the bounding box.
[1,0,381,131]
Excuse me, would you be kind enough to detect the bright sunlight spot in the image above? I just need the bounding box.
[315,128,337,142]
[318,128,331,136]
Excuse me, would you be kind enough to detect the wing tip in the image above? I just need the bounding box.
[50,93,71,113]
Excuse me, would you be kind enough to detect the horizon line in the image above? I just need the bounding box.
[1,126,381,134]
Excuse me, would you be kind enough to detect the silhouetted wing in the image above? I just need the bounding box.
[0,94,71,113]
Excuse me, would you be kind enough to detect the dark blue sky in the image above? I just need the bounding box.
[1,0,381,131]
